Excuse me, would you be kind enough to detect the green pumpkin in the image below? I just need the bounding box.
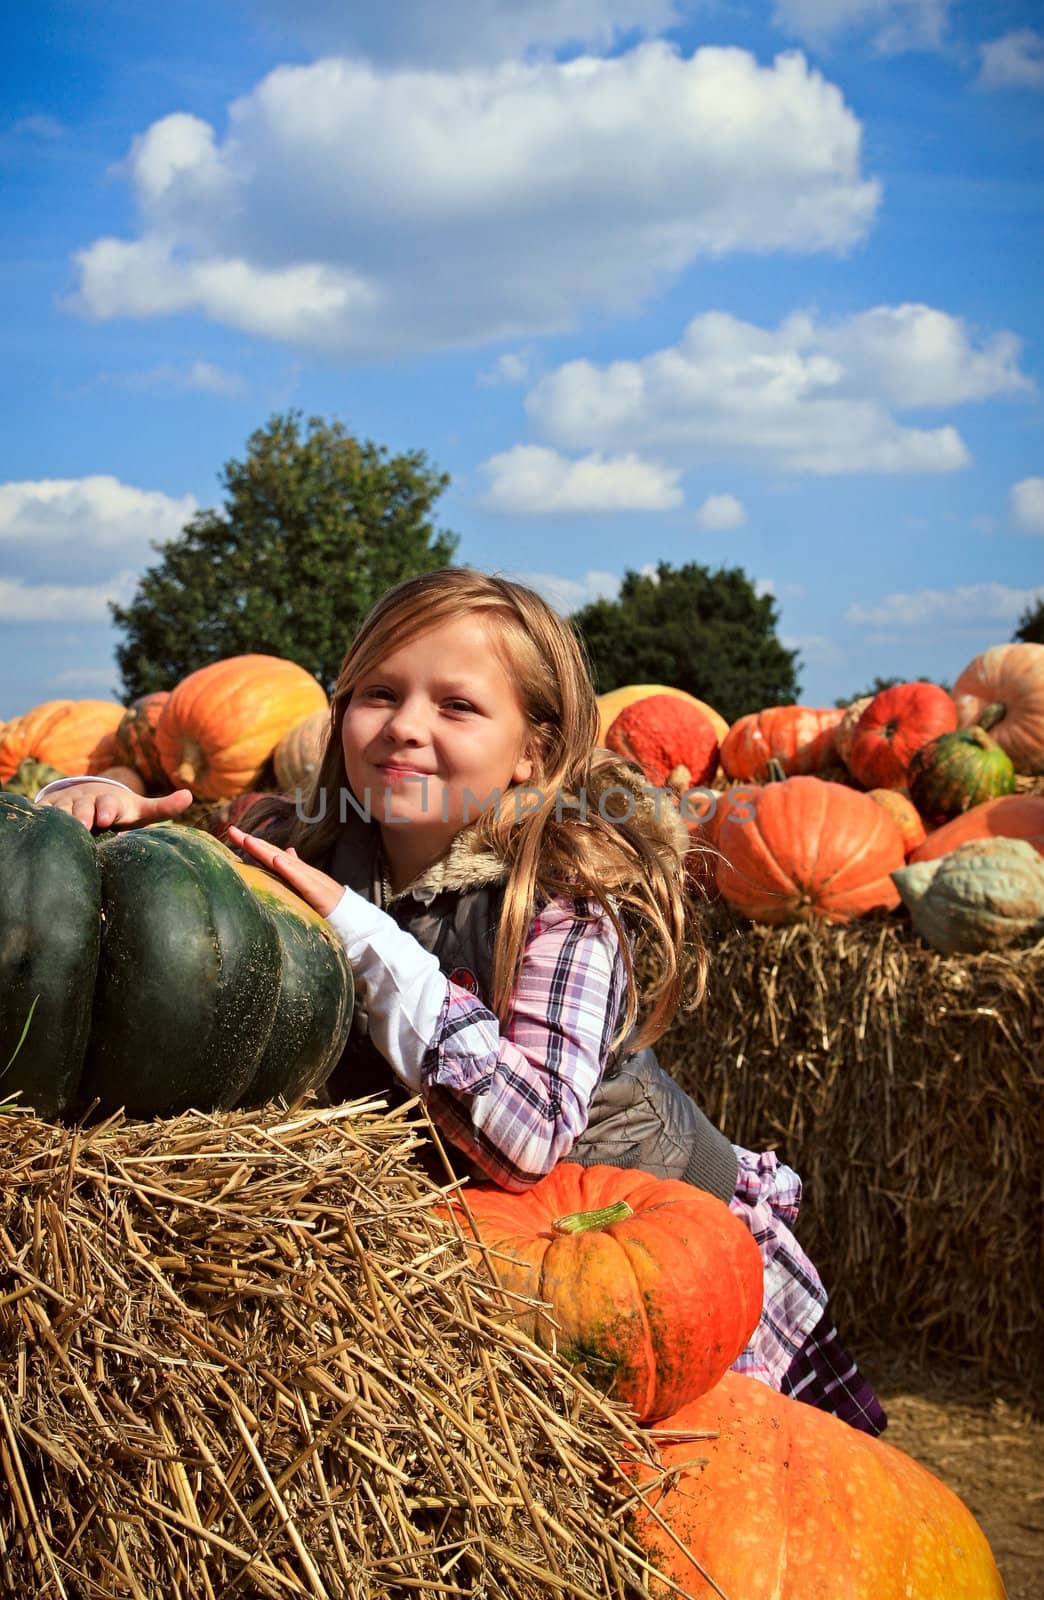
[892,837,1044,955]
[907,725,1015,826]
[0,795,353,1120]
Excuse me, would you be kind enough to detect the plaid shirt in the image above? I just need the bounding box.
[420,895,627,1190]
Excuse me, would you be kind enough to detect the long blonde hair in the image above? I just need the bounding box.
[251,569,706,1052]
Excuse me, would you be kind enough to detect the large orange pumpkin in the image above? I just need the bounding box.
[442,1164,763,1424]
[719,706,843,782]
[953,642,1044,774]
[603,693,720,792]
[596,685,729,746]
[845,681,958,790]
[0,698,124,783]
[154,655,329,801]
[909,791,1044,864]
[716,775,905,923]
[684,783,758,895]
[628,1371,1005,1599]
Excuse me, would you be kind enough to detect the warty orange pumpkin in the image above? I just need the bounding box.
[596,684,729,746]
[442,1163,763,1424]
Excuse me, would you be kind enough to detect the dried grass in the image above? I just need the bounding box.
[0,1099,690,1600]
[659,908,1044,1393]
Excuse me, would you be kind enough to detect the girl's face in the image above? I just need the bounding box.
[341,613,535,867]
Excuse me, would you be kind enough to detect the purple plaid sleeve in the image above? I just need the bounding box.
[419,896,626,1190]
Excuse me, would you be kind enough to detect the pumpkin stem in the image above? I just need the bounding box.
[978,702,1006,733]
[764,758,787,784]
[552,1200,634,1235]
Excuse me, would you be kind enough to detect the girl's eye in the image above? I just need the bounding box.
[445,699,475,714]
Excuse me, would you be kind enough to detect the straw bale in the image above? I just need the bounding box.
[0,1099,682,1600]
[659,908,1044,1392]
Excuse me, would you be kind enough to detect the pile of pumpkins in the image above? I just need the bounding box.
[597,643,1044,956]
[442,1161,1006,1597]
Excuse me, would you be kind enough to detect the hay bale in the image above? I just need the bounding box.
[0,1100,670,1599]
[659,910,1044,1390]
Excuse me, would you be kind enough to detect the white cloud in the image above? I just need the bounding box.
[978,30,1044,91]
[771,0,953,53]
[479,351,535,388]
[108,360,244,396]
[524,304,1029,476]
[0,477,196,551]
[1010,476,1044,535]
[478,445,682,513]
[512,568,622,613]
[693,493,747,531]
[781,632,844,665]
[846,582,1044,629]
[70,45,880,358]
[253,0,681,65]
[14,114,65,139]
[0,571,140,623]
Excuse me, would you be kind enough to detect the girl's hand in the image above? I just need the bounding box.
[227,826,345,918]
[37,782,194,832]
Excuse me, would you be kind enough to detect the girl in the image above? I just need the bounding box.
[39,568,885,1435]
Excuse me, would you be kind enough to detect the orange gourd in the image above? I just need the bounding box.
[155,655,329,802]
[596,685,728,746]
[0,698,124,784]
[716,775,905,924]
[845,681,957,790]
[442,1164,763,1424]
[953,642,1044,774]
[866,788,927,858]
[628,1371,1005,1599]
[909,792,1044,864]
[719,706,843,782]
[114,692,170,789]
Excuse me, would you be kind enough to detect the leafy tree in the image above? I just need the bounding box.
[1013,598,1044,645]
[112,412,458,697]
[572,562,800,724]
[834,674,952,707]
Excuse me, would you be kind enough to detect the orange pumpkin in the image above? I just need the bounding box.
[603,693,720,792]
[846,682,957,790]
[154,655,329,801]
[628,1371,1005,1599]
[0,698,125,783]
[684,783,758,895]
[442,1164,763,1424]
[953,642,1044,774]
[114,691,170,789]
[716,776,905,923]
[597,685,729,746]
[866,788,927,858]
[719,706,843,782]
[273,708,332,793]
[910,791,1044,864]
[834,694,873,775]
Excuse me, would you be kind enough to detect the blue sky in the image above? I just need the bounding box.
[3,0,1042,719]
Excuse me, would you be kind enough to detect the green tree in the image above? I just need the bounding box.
[572,562,800,724]
[1013,598,1044,645]
[834,674,952,707]
[111,412,458,697]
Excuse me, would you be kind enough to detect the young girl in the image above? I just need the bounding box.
[40,568,885,1435]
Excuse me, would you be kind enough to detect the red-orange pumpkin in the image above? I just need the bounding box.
[910,792,1044,863]
[628,1371,1005,1599]
[442,1164,763,1424]
[604,693,720,792]
[953,642,1044,774]
[113,691,170,789]
[719,706,843,783]
[0,698,125,784]
[155,655,329,802]
[716,776,905,923]
[597,685,729,746]
[846,681,957,790]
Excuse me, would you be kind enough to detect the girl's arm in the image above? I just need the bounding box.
[34,776,194,829]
